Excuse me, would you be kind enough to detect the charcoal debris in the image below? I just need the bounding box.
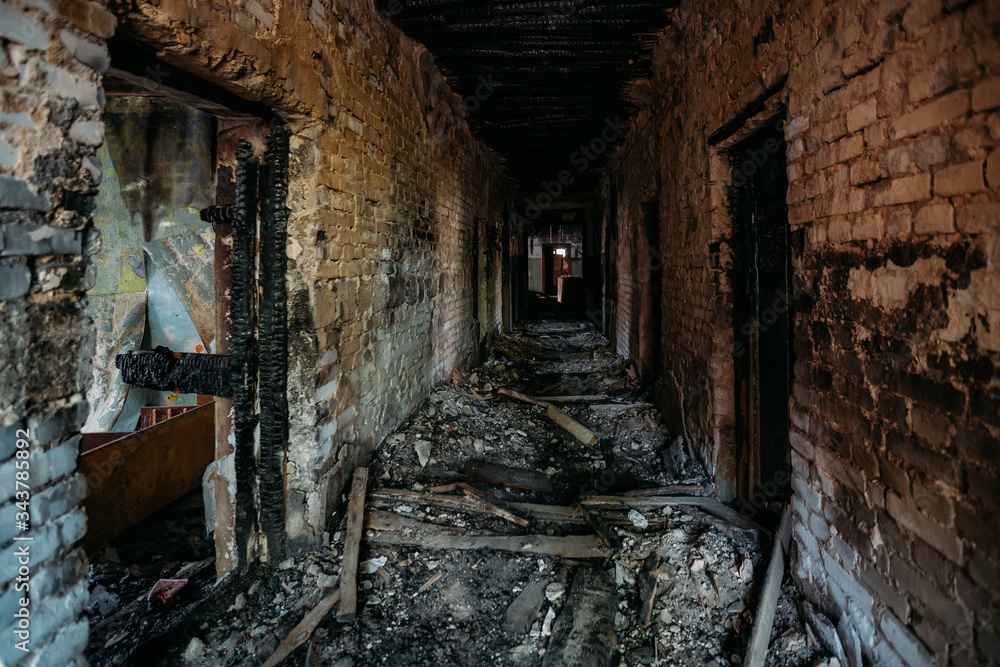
[86,325,827,667]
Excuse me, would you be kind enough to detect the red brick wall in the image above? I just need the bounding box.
[605,0,1000,662]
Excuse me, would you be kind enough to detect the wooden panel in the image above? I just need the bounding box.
[80,432,133,455]
[81,402,215,549]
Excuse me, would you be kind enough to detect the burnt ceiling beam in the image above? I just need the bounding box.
[378,0,676,197]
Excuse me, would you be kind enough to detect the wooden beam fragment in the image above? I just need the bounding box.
[498,387,550,407]
[458,483,531,527]
[547,405,599,445]
[416,571,443,595]
[624,485,706,496]
[465,459,553,493]
[537,394,609,403]
[637,553,662,628]
[370,488,681,526]
[588,402,652,413]
[543,566,617,667]
[261,591,340,667]
[365,510,611,559]
[578,494,770,535]
[578,504,620,551]
[497,388,600,445]
[337,467,368,623]
[744,507,791,667]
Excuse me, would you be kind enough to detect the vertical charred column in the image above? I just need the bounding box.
[230,141,259,568]
[258,125,290,559]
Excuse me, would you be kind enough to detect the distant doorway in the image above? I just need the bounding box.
[542,243,572,296]
[729,121,792,505]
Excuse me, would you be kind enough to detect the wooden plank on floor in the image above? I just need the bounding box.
[637,553,662,628]
[459,483,530,527]
[744,507,791,667]
[465,459,554,493]
[624,484,707,496]
[365,510,611,559]
[537,394,609,403]
[579,494,770,535]
[369,489,695,527]
[261,591,340,667]
[547,405,599,445]
[337,467,368,623]
[497,387,550,407]
[80,402,215,549]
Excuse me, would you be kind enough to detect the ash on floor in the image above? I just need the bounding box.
[133,325,833,667]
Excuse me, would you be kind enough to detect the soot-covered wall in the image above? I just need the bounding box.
[605,0,1000,663]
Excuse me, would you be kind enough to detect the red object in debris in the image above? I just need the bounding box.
[147,578,188,604]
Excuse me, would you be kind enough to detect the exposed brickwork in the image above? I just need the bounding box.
[112,0,514,555]
[605,0,1000,663]
[0,0,112,663]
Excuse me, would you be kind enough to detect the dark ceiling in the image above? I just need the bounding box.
[379,0,675,203]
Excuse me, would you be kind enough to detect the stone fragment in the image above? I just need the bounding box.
[503,579,547,634]
[414,439,430,467]
[628,509,648,530]
[59,29,110,73]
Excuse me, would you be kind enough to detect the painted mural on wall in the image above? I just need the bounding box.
[85,97,216,432]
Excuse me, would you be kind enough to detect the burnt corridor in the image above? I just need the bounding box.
[1,0,999,666]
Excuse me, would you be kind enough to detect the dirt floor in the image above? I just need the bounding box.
[85,317,837,667]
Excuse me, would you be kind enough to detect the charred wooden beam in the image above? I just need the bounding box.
[231,140,259,569]
[116,347,233,397]
[258,124,290,559]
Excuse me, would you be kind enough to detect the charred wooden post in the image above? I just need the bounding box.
[230,140,260,569]
[258,124,291,559]
[116,347,233,397]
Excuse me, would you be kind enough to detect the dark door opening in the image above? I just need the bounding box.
[638,199,662,384]
[729,121,792,508]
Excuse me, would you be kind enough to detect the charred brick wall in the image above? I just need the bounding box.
[0,0,114,664]
[605,0,1000,663]
[111,0,514,557]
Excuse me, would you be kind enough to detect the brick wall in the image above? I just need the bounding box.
[605,0,1000,663]
[112,0,514,555]
[0,0,114,664]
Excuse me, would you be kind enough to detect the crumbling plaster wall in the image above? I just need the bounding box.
[605,0,1000,663]
[110,0,515,555]
[0,0,115,664]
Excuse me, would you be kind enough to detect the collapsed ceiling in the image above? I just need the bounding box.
[379,0,676,200]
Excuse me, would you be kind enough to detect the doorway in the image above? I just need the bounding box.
[542,243,572,296]
[729,121,792,506]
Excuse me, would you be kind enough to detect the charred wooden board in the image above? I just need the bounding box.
[116,347,233,397]
[543,566,616,667]
[365,510,610,559]
[465,459,553,493]
[338,467,368,623]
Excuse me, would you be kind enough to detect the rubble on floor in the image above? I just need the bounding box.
[98,324,833,667]
[84,491,218,666]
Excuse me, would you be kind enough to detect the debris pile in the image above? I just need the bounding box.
[87,325,833,667]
